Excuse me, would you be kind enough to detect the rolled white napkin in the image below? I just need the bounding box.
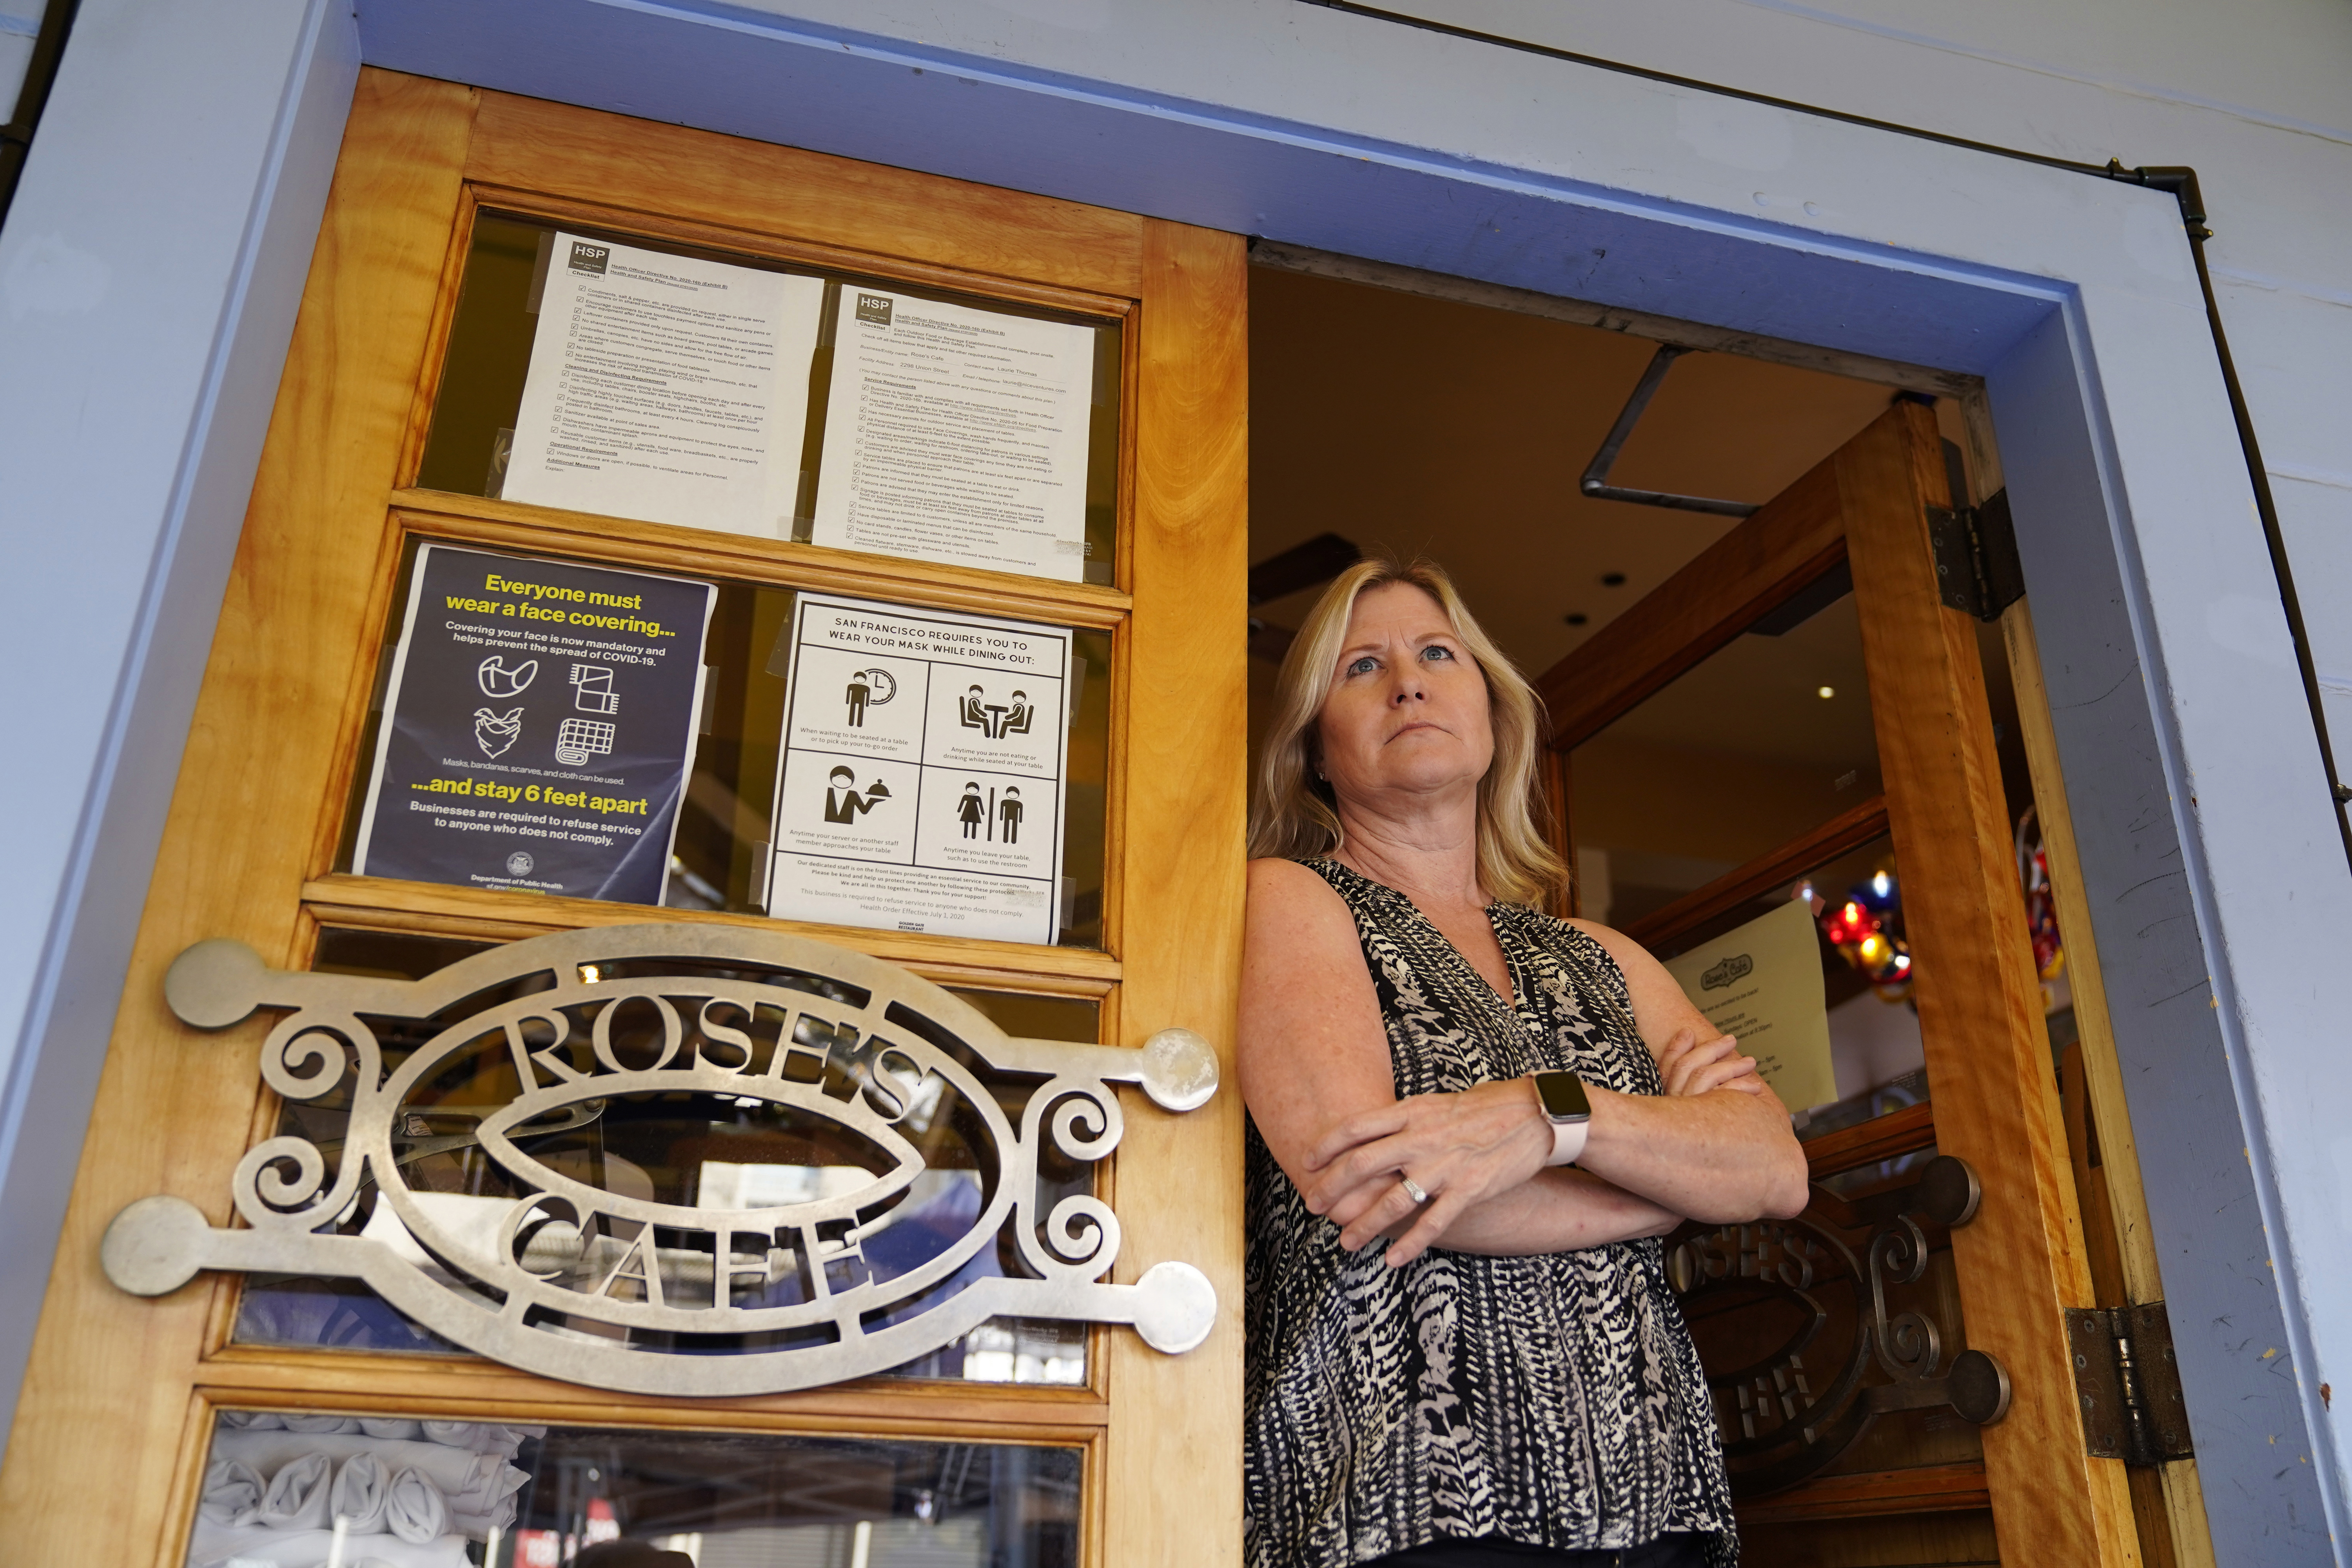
[184,1523,468,1568]
[418,1421,533,1457]
[278,1415,362,1435]
[211,1433,526,1515]
[447,1492,517,1537]
[384,1466,448,1545]
[256,1453,333,1531]
[197,1459,265,1527]
[216,1412,285,1431]
[358,1419,422,1441]
[330,1452,390,1534]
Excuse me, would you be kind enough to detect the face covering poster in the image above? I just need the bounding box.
[351,544,716,904]
[767,592,1071,945]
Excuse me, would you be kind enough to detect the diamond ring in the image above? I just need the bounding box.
[1399,1174,1432,1205]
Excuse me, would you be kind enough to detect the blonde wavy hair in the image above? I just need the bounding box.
[1248,556,1569,909]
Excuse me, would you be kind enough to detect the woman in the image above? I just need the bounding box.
[1240,558,1809,1568]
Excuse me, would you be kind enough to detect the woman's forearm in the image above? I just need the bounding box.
[1431,1166,1681,1255]
[1579,1082,1811,1223]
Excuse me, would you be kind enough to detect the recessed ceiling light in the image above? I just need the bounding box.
[1563,612,1589,626]
[1817,685,1835,699]
[1601,572,1628,587]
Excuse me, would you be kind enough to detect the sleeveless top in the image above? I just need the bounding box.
[1243,859,1737,1567]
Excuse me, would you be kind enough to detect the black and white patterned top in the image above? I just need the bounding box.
[1243,858,1736,1567]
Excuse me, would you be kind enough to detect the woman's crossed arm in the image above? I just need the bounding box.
[1238,858,1810,1269]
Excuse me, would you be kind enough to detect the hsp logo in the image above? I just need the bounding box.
[854,292,895,326]
[568,241,611,276]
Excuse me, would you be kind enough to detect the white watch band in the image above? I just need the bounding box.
[1547,1117,1589,1167]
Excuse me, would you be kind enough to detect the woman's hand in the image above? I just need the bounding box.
[1656,1026,1766,1098]
[1298,1078,1554,1267]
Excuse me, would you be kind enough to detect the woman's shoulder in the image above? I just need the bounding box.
[1249,857,1388,940]
[1247,855,1352,906]
[1242,859,1379,993]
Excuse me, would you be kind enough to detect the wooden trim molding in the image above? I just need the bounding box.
[1842,402,2136,1566]
[1096,215,1250,1568]
[1803,1100,1936,1181]
[392,490,1136,629]
[1735,1461,1991,1525]
[1622,794,1889,955]
[2004,599,2216,1568]
[299,873,1125,985]
[464,91,1148,298]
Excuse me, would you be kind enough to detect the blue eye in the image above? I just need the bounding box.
[1421,645,1455,662]
[1347,655,1377,676]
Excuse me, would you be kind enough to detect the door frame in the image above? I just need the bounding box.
[6,7,2339,1557]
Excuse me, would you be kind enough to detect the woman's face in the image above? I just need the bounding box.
[1314,581,1495,812]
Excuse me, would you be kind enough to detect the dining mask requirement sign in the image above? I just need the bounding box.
[351,544,717,903]
[769,592,1071,944]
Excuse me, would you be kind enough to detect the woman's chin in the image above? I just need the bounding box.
[1355,761,1486,799]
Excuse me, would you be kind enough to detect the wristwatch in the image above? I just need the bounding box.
[1532,1069,1592,1167]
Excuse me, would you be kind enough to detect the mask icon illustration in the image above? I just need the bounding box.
[478,656,539,698]
[474,706,523,758]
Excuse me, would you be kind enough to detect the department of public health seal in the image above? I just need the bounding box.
[506,851,535,877]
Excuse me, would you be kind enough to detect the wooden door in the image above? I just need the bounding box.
[0,70,1246,1567]
[1542,403,2134,1566]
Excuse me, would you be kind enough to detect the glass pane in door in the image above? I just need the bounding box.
[332,550,1115,950]
[187,1410,1081,1568]
[1570,584,1880,931]
[413,214,1124,586]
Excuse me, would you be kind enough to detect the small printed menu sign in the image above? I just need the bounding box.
[352,544,716,904]
[1661,898,1840,1114]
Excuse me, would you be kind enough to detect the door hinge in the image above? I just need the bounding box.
[1927,488,2025,621]
[2066,1301,2196,1465]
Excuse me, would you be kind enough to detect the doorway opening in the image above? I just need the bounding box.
[1247,256,2056,1116]
[1245,252,2107,1568]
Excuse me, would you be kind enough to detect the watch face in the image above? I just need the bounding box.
[1538,1070,1592,1121]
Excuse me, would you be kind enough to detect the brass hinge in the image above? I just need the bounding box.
[1927,488,2025,621]
[2067,1301,2196,1465]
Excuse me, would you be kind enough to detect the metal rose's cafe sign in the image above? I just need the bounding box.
[102,925,1218,1396]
